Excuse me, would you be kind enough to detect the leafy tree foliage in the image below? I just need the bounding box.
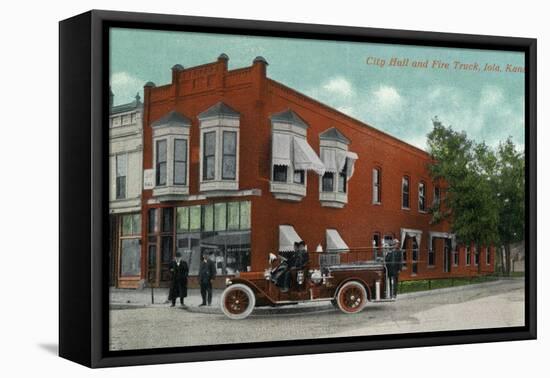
[426,118,524,274]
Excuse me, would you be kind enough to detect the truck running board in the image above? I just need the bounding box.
[371,298,397,303]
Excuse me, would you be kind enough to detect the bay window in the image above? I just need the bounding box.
[198,102,240,194]
[318,127,357,208]
[270,109,325,201]
[151,110,191,200]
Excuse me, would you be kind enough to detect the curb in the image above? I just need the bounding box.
[399,278,523,299]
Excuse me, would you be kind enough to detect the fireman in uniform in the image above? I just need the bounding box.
[385,239,403,298]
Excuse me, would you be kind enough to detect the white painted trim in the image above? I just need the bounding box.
[270,182,306,201]
[400,228,422,249]
[319,138,348,150]
[271,121,307,137]
[319,190,348,208]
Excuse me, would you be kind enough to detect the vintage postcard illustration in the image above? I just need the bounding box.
[108,28,525,351]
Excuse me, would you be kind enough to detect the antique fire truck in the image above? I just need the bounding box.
[220,250,398,319]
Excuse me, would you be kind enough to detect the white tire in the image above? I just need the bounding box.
[220,284,256,320]
[336,281,368,314]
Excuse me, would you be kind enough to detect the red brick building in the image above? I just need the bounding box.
[134,54,495,289]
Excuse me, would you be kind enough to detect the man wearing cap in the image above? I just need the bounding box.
[199,252,217,306]
[385,239,403,299]
[168,252,189,307]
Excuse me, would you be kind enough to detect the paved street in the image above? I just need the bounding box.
[109,279,525,351]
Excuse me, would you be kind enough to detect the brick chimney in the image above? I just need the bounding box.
[251,56,268,102]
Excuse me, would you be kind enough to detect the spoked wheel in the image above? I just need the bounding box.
[336,281,368,314]
[220,284,256,319]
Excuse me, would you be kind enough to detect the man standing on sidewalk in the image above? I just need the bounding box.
[168,252,189,307]
[385,239,403,299]
[199,252,217,306]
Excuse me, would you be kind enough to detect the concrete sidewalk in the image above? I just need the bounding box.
[109,286,333,314]
[110,278,523,315]
[110,287,223,309]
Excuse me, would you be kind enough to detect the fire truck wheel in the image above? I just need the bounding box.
[336,281,367,314]
[221,284,256,320]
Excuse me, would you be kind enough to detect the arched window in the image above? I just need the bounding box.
[372,167,381,204]
[418,181,426,212]
[433,185,441,210]
[402,176,410,209]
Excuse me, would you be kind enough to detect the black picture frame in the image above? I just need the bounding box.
[59,9,537,368]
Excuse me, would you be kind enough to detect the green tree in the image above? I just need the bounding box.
[426,118,501,271]
[494,138,525,274]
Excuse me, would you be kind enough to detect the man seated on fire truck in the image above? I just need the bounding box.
[294,241,309,269]
[273,241,308,292]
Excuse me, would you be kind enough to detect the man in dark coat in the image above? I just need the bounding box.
[168,252,189,307]
[294,241,309,269]
[199,252,217,306]
[385,239,403,298]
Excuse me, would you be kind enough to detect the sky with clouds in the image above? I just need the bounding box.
[110,28,525,151]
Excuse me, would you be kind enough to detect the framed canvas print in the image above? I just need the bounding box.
[59,10,536,368]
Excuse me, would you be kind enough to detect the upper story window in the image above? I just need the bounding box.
[402,176,410,209]
[203,131,216,181]
[433,185,441,210]
[174,139,187,185]
[273,165,287,182]
[418,181,427,212]
[372,167,381,204]
[318,127,357,208]
[151,110,191,200]
[293,169,305,185]
[338,162,347,193]
[270,109,325,202]
[156,140,167,186]
[222,131,237,180]
[198,102,240,194]
[322,172,334,192]
[115,153,127,199]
